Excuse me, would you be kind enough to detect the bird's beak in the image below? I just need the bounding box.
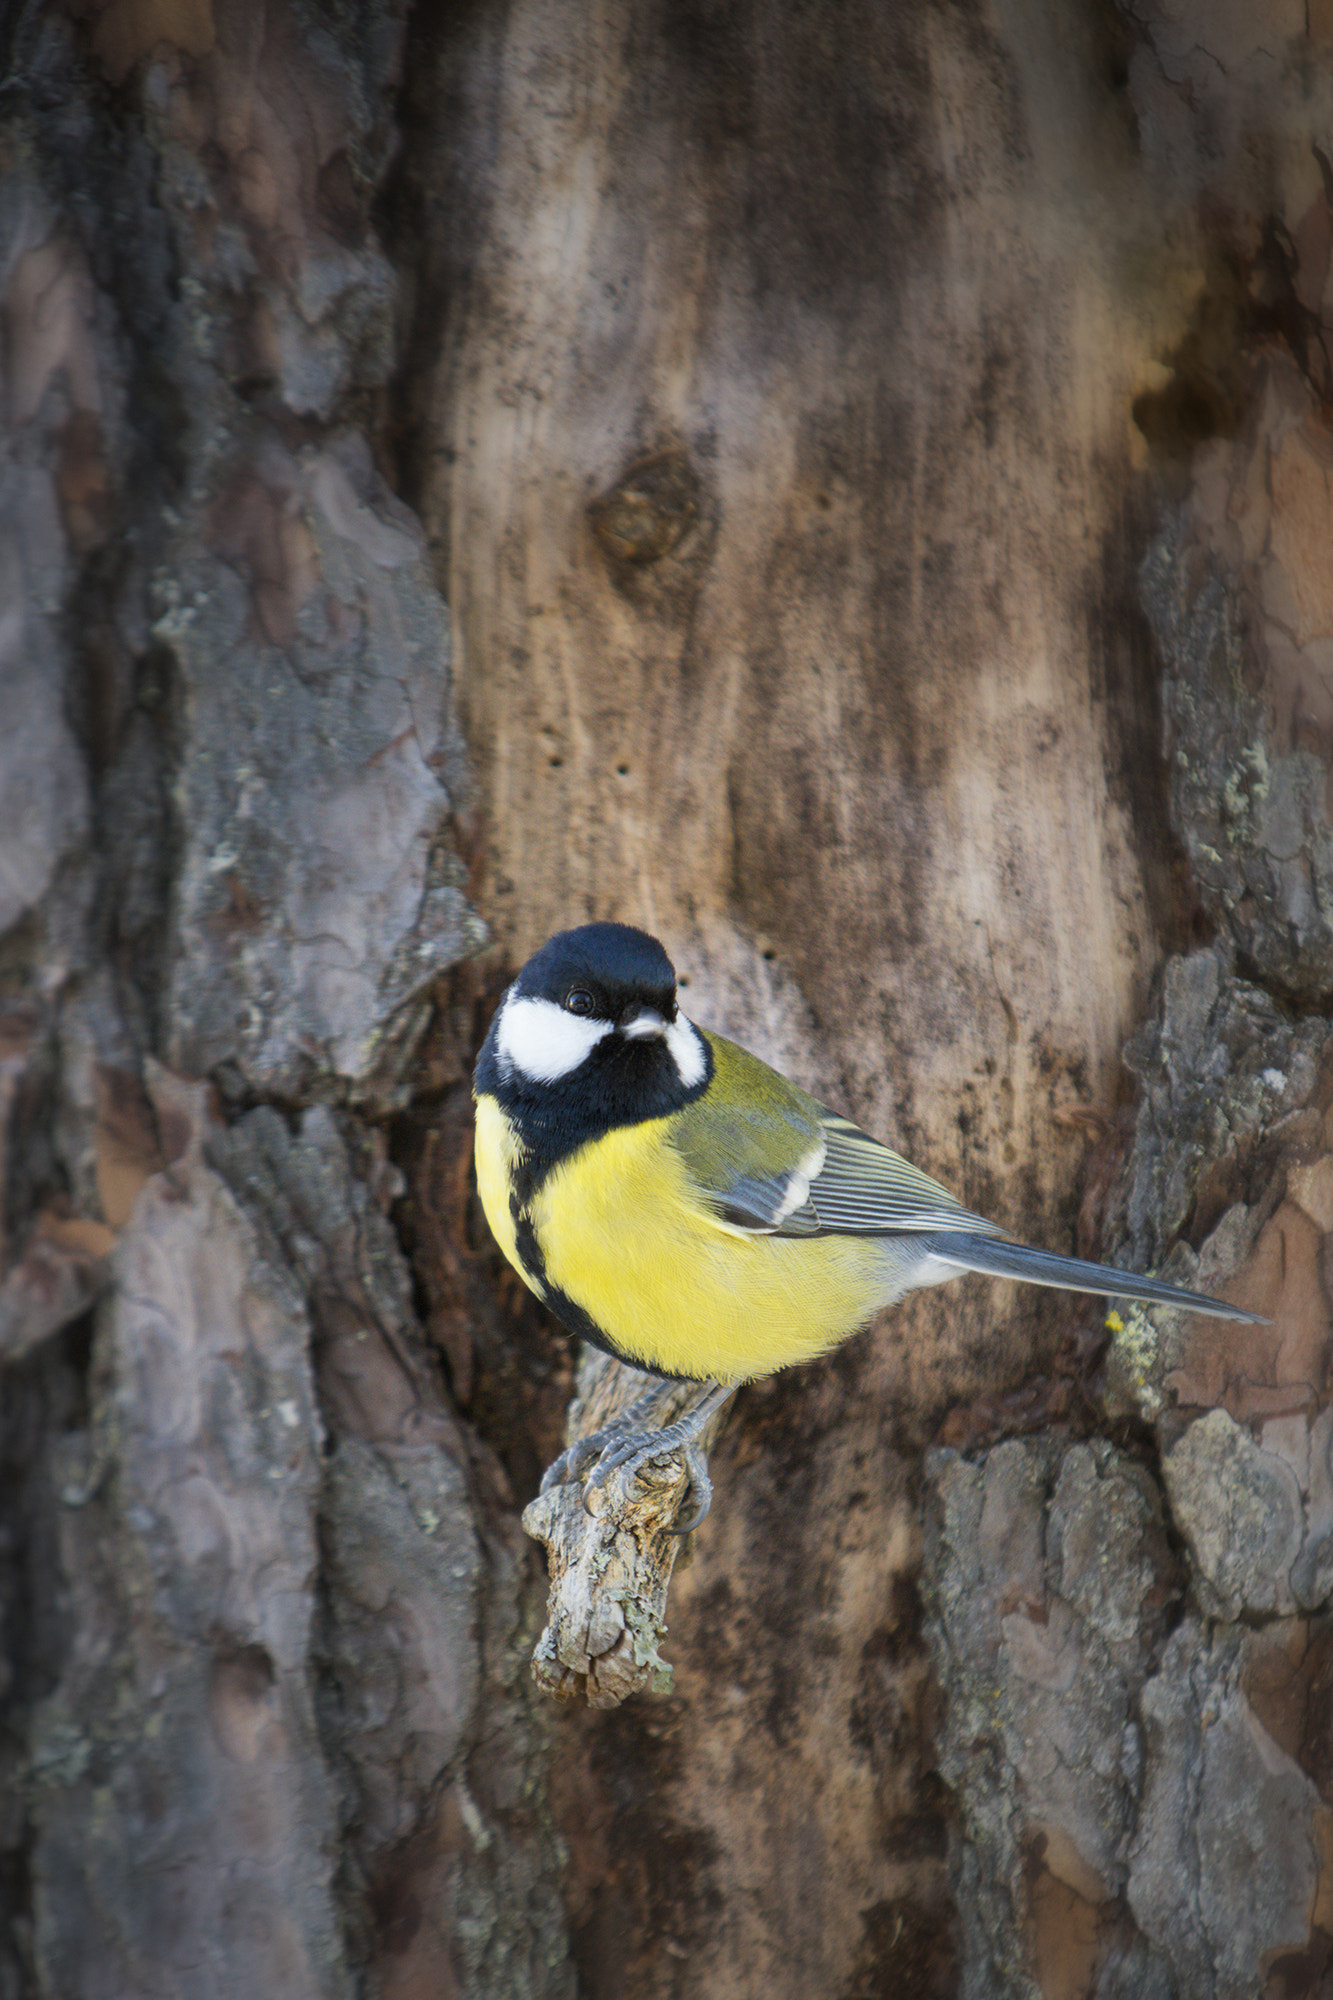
[619,1007,669,1039]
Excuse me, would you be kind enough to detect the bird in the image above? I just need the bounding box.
[473,922,1261,1529]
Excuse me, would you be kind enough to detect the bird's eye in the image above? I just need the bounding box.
[564,988,596,1017]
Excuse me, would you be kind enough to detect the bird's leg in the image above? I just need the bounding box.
[582,1379,737,1533]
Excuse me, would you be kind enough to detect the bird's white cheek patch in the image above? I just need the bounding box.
[498,995,611,1080]
[667,1016,707,1088]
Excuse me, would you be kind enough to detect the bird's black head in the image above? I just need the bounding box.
[514,922,678,1021]
[475,922,711,1159]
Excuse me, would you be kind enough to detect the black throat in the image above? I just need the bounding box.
[475,1020,711,1204]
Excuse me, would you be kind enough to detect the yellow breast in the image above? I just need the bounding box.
[523,1118,887,1382]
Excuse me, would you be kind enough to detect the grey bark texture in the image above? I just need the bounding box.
[5,0,1333,1995]
[1,4,562,1995]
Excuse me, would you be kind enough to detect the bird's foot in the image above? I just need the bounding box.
[543,1379,736,1533]
[538,1379,681,1494]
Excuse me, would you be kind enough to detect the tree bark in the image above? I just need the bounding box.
[4,0,1333,1995]
[0,5,564,1995]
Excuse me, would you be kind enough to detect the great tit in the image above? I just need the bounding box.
[474,922,1260,1526]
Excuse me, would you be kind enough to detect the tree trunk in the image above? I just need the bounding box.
[3,0,1331,1995]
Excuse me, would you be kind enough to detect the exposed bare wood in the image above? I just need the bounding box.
[523,1353,731,1707]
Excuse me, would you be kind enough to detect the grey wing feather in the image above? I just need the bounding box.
[787,1125,1265,1325]
[779,1117,1005,1240]
[716,1172,823,1234]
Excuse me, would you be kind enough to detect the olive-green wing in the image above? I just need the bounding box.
[670,1030,1002,1241]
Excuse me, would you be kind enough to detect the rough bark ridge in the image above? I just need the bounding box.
[926,5,1333,1993]
[0,6,569,1996]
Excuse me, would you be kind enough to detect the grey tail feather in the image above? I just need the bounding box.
[923,1230,1265,1325]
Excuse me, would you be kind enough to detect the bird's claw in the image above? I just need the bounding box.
[542,1379,735,1533]
[580,1431,716,1532]
[538,1380,674,1495]
[538,1429,610,1495]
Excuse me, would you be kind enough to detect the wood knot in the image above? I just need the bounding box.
[588,450,700,563]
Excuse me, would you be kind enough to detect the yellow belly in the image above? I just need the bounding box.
[476,1099,887,1382]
